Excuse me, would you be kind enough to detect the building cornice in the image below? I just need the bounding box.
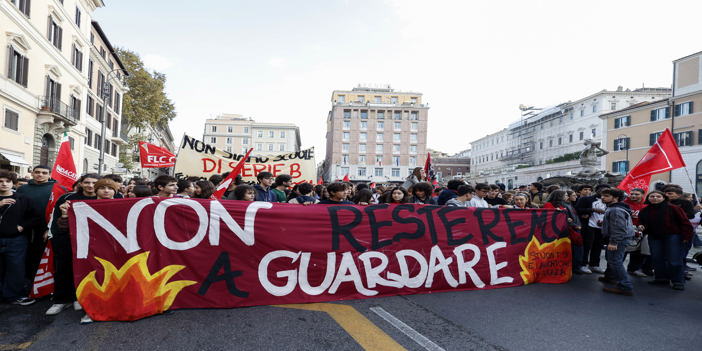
[598,98,669,119]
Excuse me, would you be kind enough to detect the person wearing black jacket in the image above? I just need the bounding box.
[575,184,610,273]
[0,170,38,305]
[663,184,696,280]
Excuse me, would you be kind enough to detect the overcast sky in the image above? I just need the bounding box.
[94,0,701,161]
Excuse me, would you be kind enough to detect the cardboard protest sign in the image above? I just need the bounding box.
[69,199,572,321]
[174,135,316,184]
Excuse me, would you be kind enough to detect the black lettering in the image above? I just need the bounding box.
[437,206,473,246]
[204,144,216,155]
[416,206,440,245]
[272,154,287,162]
[530,210,555,243]
[365,204,393,250]
[329,206,366,252]
[182,135,197,150]
[198,252,249,298]
[503,209,528,244]
[391,204,425,242]
[475,208,504,245]
[551,211,569,239]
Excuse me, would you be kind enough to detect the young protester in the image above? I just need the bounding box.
[445,185,474,207]
[528,182,545,208]
[576,184,609,274]
[288,182,318,205]
[314,184,329,202]
[231,184,256,201]
[385,186,409,204]
[565,190,577,207]
[0,170,38,306]
[46,174,99,317]
[318,182,353,204]
[502,191,515,205]
[131,185,153,198]
[663,184,696,280]
[193,180,215,199]
[599,188,635,296]
[408,182,437,205]
[153,175,178,198]
[271,174,292,203]
[352,189,374,206]
[485,184,508,207]
[437,180,462,206]
[372,185,386,204]
[544,190,586,273]
[512,192,535,209]
[401,167,426,191]
[176,179,194,198]
[468,183,490,208]
[623,188,650,277]
[101,174,124,199]
[638,191,694,290]
[253,172,277,202]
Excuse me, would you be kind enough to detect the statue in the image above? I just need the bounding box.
[577,139,608,178]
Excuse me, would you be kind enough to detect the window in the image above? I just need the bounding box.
[228,126,233,133]
[674,102,693,117]
[393,144,400,154]
[343,110,351,119]
[242,138,249,144]
[269,131,274,138]
[86,96,94,116]
[359,144,366,153]
[226,137,232,144]
[569,134,573,143]
[343,132,350,140]
[391,97,398,104]
[342,155,349,165]
[592,128,596,137]
[360,110,368,119]
[549,140,553,147]
[392,156,400,166]
[410,145,417,154]
[376,144,384,153]
[244,127,249,133]
[612,161,629,174]
[104,140,110,155]
[613,137,630,151]
[614,115,630,128]
[376,133,384,142]
[377,121,384,131]
[360,132,367,141]
[211,125,217,132]
[375,168,383,177]
[393,133,401,142]
[410,134,417,143]
[411,112,418,120]
[592,104,597,113]
[674,131,693,146]
[342,143,350,152]
[580,109,584,117]
[410,97,417,104]
[393,111,401,120]
[257,131,263,138]
[338,95,345,103]
[394,122,401,131]
[649,132,663,146]
[341,167,349,176]
[409,156,416,167]
[75,7,81,27]
[358,96,365,103]
[210,137,217,143]
[374,96,381,103]
[411,122,418,131]
[96,104,103,122]
[579,131,584,140]
[392,168,400,177]
[85,128,92,145]
[69,136,75,150]
[375,155,383,165]
[87,60,93,88]
[280,131,285,138]
[699,130,702,145]
[96,71,104,97]
[94,134,101,149]
[539,141,543,150]
[225,146,232,152]
[268,143,273,151]
[343,121,350,129]
[358,167,366,177]
[359,155,366,164]
[377,111,384,119]
[610,102,617,110]
[48,16,63,49]
[99,47,105,58]
[7,46,28,87]
[114,93,120,114]
[361,121,368,130]
[70,95,81,120]
[13,0,31,17]
[558,137,562,145]
[256,143,262,151]
[650,107,669,121]
[4,109,19,131]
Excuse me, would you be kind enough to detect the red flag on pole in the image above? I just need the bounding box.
[317,176,323,185]
[211,148,253,200]
[423,152,436,181]
[139,141,176,168]
[618,129,685,193]
[342,173,350,182]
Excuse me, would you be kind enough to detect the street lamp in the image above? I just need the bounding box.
[617,134,629,174]
[98,68,128,175]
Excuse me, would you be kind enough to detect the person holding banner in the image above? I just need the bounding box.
[154,175,178,198]
[318,183,353,204]
[0,170,38,306]
[408,182,437,205]
[230,184,256,201]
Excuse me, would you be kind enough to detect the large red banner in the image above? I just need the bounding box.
[68,199,571,322]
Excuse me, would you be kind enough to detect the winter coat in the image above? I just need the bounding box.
[253,184,278,202]
[602,202,635,244]
[0,193,38,237]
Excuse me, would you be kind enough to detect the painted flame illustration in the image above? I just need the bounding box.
[76,251,196,321]
[519,236,572,285]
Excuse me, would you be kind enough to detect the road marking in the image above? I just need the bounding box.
[370,306,445,351]
[277,303,405,351]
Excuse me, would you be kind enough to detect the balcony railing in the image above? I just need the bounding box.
[38,96,78,125]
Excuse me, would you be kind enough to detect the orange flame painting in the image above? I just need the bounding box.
[519,236,572,285]
[76,251,196,321]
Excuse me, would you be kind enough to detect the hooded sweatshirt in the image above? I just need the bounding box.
[602,201,634,245]
[0,193,38,237]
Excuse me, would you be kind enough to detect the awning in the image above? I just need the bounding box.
[0,152,30,167]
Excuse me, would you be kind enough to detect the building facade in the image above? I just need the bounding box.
[323,85,429,183]
[202,114,301,155]
[601,51,702,197]
[1,0,127,176]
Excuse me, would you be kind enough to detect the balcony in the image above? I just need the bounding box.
[37,96,78,127]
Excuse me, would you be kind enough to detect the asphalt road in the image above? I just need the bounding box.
[2,263,701,351]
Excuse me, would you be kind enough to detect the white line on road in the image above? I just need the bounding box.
[370,306,446,351]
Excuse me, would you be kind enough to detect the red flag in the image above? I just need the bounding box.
[211,148,253,200]
[423,152,436,181]
[317,176,323,185]
[139,141,176,168]
[45,136,76,222]
[342,173,350,182]
[617,129,685,193]
[369,182,376,189]
[29,241,54,298]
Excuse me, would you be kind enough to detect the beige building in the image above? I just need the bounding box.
[202,114,301,155]
[1,0,127,176]
[323,85,429,183]
[601,50,702,197]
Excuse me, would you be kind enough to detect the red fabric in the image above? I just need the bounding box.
[569,227,583,246]
[618,129,685,192]
[50,136,78,188]
[29,241,55,298]
[139,141,176,168]
[318,176,324,185]
[69,199,571,321]
[342,174,350,182]
[211,148,252,200]
[623,198,646,226]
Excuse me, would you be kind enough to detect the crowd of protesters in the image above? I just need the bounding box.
[1,164,701,325]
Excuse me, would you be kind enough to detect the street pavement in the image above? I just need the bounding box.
[1,261,701,351]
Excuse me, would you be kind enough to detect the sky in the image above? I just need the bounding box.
[93,0,702,162]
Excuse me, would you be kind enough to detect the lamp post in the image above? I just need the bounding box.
[98,68,128,175]
[617,134,629,174]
